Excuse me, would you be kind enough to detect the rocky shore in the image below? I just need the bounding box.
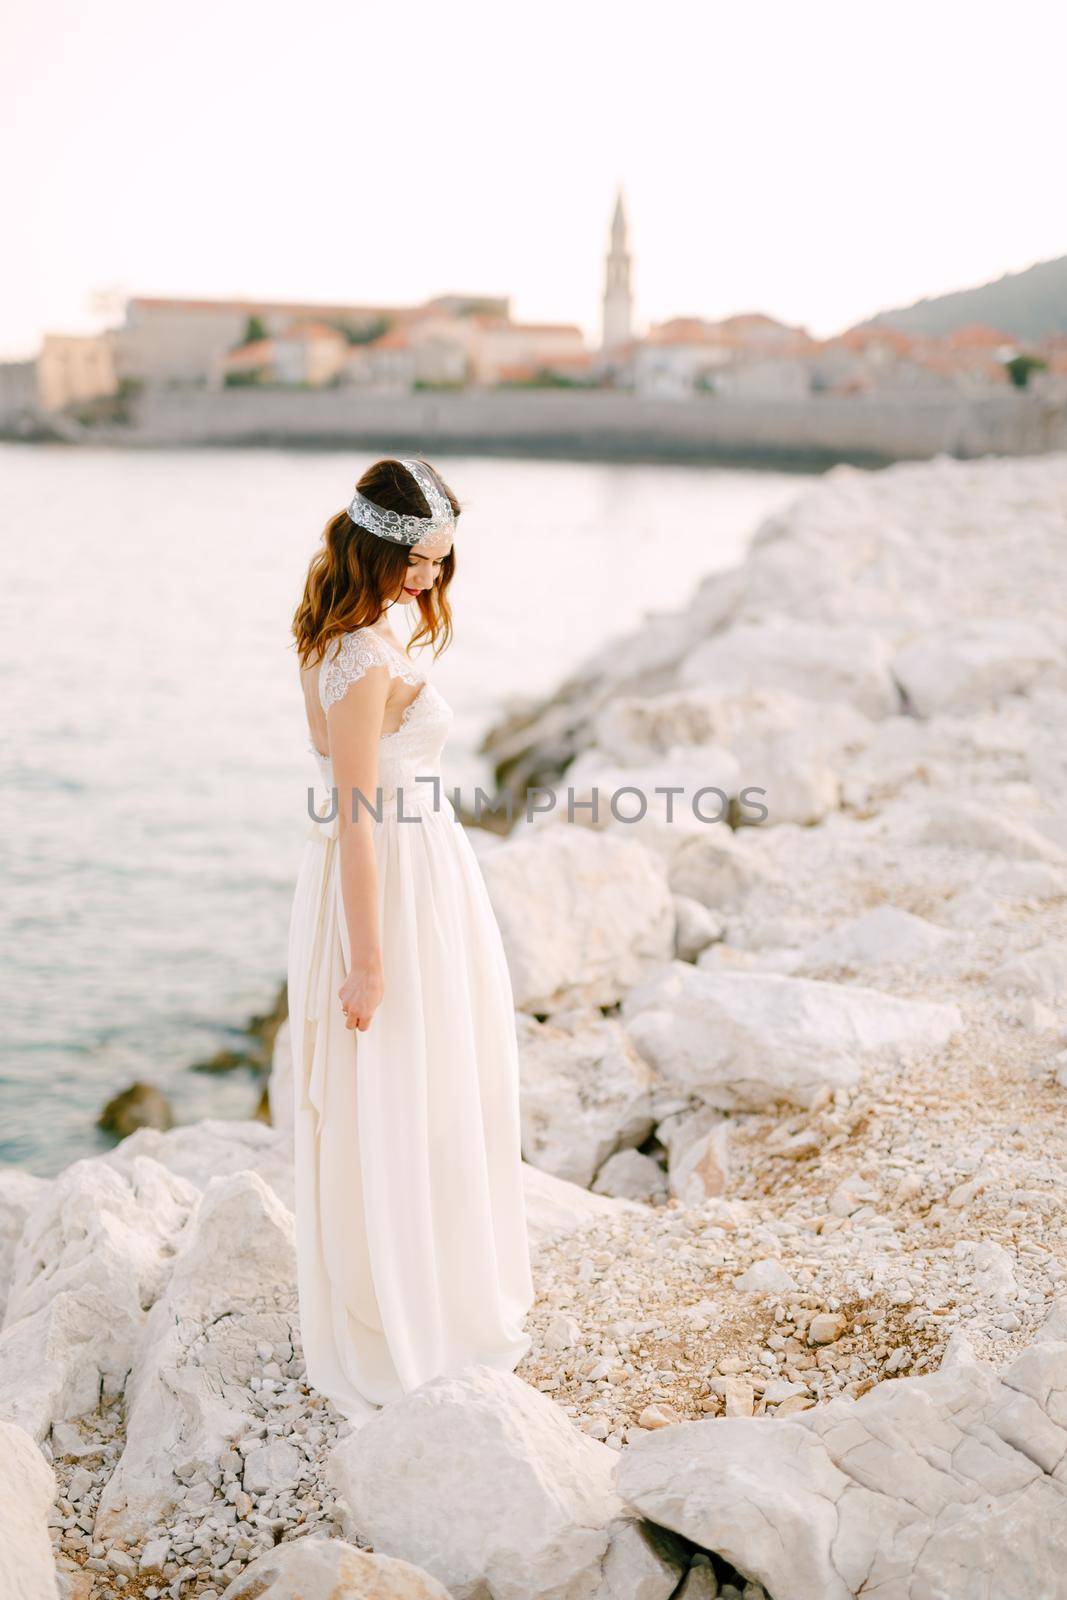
[3,450,1067,1599]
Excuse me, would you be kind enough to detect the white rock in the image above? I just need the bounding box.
[800,904,955,971]
[616,1301,1067,1600]
[674,1553,719,1600]
[517,1014,654,1188]
[733,1259,797,1294]
[680,618,899,721]
[48,1422,104,1461]
[0,1157,199,1440]
[716,1378,756,1417]
[912,799,1067,864]
[980,860,1067,900]
[327,1364,679,1600]
[696,943,765,974]
[563,745,743,834]
[102,1119,295,1211]
[761,1377,812,1403]
[0,1167,50,1327]
[991,941,1067,1003]
[596,1517,690,1599]
[938,1328,984,1371]
[242,1440,302,1496]
[94,1171,298,1547]
[892,618,1064,716]
[806,1314,845,1346]
[0,1420,61,1599]
[665,829,781,914]
[483,827,676,1012]
[600,686,872,831]
[4,1157,196,1333]
[952,1239,1018,1299]
[590,685,745,766]
[622,962,962,1111]
[660,1108,732,1204]
[1016,996,1062,1032]
[138,1537,170,1572]
[940,884,1003,930]
[827,1171,880,1218]
[592,1149,668,1205]
[522,1161,646,1241]
[740,747,841,828]
[672,895,724,963]
[218,1536,452,1597]
[946,1176,986,1208]
[543,1314,582,1352]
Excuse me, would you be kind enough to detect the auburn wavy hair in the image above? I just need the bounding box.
[292,457,461,670]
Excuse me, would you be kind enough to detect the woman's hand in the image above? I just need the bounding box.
[338,957,384,1032]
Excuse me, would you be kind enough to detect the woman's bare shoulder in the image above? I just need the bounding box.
[320,630,393,711]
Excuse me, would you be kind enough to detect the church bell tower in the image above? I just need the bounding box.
[601,187,634,352]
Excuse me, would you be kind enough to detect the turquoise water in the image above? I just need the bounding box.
[0,445,809,1175]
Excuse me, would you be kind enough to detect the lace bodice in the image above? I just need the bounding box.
[319,628,424,711]
[308,627,454,806]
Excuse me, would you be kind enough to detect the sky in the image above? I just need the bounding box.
[2,0,1066,360]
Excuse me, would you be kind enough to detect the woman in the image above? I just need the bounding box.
[287,456,535,1422]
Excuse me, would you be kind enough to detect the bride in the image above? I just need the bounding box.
[287,456,535,1422]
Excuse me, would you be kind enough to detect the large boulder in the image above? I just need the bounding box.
[483,826,675,1012]
[0,1420,61,1600]
[94,1170,299,1547]
[3,1156,196,1333]
[328,1364,686,1600]
[517,1011,655,1187]
[616,1301,1067,1600]
[0,1157,199,1440]
[622,961,963,1112]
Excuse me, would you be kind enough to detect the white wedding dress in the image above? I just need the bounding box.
[287,626,535,1421]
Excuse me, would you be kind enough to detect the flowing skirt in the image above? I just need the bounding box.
[287,789,535,1419]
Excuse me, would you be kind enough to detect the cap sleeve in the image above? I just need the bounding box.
[319,630,391,713]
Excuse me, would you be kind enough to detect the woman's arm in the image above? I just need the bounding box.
[326,663,389,1031]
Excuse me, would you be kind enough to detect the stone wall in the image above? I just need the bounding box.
[6,384,1067,466]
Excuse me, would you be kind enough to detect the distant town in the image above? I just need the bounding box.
[3,189,1066,430]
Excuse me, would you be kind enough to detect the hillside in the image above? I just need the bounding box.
[857,252,1067,341]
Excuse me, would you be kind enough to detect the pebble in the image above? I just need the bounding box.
[807,1313,846,1346]
[637,1404,681,1429]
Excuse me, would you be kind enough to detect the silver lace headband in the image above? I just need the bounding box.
[346,458,455,556]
